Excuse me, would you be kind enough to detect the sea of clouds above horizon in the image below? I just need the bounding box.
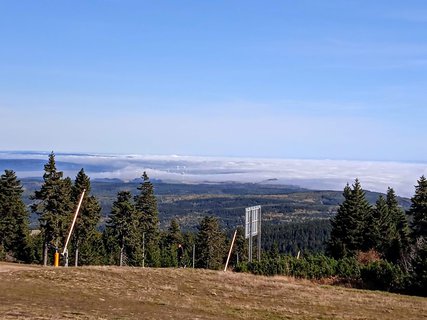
[0,152,426,198]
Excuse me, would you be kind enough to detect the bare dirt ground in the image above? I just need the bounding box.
[0,262,39,273]
[0,262,426,320]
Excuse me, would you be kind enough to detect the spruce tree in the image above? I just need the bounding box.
[166,219,183,264]
[408,176,427,294]
[0,170,29,261]
[31,152,73,266]
[71,169,102,266]
[196,216,226,270]
[235,226,248,264]
[107,191,140,266]
[352,179,372,252]
[409,176,427,239]
[327,180,371,258]
[160,219,183,267]
[327,184,352,258]
[182,232,195,268]
[386,187,410,264]
[372,195,393,255]
[134,172,160,266]
[367,195,388,253]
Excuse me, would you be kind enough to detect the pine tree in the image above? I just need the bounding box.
[235,226,248,264]
[327,184,352,258]
[134,172,160,266]
[167,219,183,246]
[0,170,29,261]
[160,219,183,267]
[70,169,102,266]
[352,179,373,252]
[327,180,372,258]
[372,195,393,255]
[182,232,195,268]
[31,152,73,266]
[410,236,427,295]
[408,176,427,294]
[366,195,388,253]
[170,219,184,265]
[409,176,427,240]
[196,216,226,270]
[107,191,140,266]
[386,187,410,264]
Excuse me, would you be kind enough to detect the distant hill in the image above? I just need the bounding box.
[21,179,411,231]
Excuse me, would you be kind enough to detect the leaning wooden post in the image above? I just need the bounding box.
[62,189,86,267]
[224,230,238,272]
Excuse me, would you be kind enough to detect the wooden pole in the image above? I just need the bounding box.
[43,242,48,267]
[142,232,145,268]
[224,230,238,272]
[62,189,86,260]
[75,247,79,267]
[192,244,195,268]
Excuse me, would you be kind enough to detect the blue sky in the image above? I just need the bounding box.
[1,1,426,161]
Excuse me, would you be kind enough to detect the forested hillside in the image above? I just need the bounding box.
[20,178,410,230]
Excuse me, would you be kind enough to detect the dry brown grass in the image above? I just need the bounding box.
[0,262,426,320]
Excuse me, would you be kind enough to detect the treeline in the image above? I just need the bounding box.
[0,153,237,269]
[238,178,427,296]
[262,220,331,255]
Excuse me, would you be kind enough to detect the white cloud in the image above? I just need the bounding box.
[2,152,425,197]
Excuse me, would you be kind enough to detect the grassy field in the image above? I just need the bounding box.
[1,262,426,320]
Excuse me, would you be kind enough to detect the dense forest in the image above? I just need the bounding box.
[0,152,426,296]
[20,177,410,230]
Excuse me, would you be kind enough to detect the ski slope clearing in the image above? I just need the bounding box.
[0,262,425,319]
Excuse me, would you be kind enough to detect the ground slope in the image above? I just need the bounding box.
[0,262,425,320]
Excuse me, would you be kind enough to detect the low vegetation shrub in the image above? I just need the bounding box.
[237,254,340,279]
[235,254,414,294]
[335,257,360,279]
[360,260,407,292]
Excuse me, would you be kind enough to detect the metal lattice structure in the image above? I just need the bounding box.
[245,205,261,262]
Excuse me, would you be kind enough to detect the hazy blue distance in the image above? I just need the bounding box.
[0,1,426,161]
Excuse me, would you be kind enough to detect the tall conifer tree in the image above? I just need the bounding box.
[328,184,352,258]
[0,170,29,261]
[328,179,371,258]
[408,176,427,293]
[135,172,160,266]
[409,176,427,239]
[161,219,183,267]
[196,216,226,270]
[366,195,388,252]
[71,169,101,266]
[107,191,140,266]
[31,152,73,266]
[372,195,394,256]
[235,226,248,264]
[386,187,410,264]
